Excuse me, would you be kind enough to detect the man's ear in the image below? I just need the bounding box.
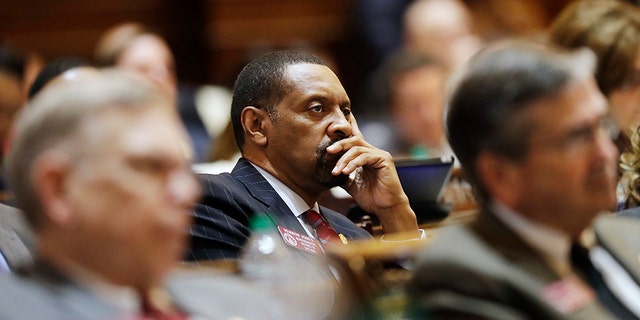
[475,152,524,208]
[32,152,75,227]
[241,106,269,147]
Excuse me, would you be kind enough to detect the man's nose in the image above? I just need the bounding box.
[167,169,201,207]
[327,108,352,140]
[594,123,619,165]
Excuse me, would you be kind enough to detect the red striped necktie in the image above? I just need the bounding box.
[301,209,342,244]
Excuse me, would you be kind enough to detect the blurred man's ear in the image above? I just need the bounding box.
[32,151,75,227]
[241,106,269,147]
[476,152,524,208]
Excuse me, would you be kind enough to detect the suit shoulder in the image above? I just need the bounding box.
[413,224,525,280]
[407,225,567,319]
[0,203,28,232]
[197,172,240,189]
[0,274,71,319]
[196,173,249,200]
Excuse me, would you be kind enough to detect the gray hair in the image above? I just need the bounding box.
[7,69,171,228]
[445,40,597,206]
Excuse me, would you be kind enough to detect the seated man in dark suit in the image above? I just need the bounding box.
[0,70,204,318]
[188,50,423,261]
[406,41,640,319]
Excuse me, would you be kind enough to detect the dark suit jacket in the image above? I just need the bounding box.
[188,158,372,261]
[406,211,620,320]
[0,203,34,271]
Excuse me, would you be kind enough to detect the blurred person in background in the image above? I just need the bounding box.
[94,22,212,163]
[406,40,640,319]
[352,0,482,124]
[403,0,483,72]
[362,51,453,160]
[360,0,482,140]
[0,70,203,318]
[94,22,177,102]
[549,0,640,210]
[27,56,93,100]
[0,43,27,197]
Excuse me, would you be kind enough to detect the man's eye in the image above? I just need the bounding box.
[562,127,593,149]
[310,105,323,112]
[342,108,351,116]
[129,158,166,174]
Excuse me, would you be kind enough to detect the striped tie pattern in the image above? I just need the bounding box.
[301,209,341,244]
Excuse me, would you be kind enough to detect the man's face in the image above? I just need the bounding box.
[117,35,177,103]
[392,65,446,148]
[608,49,640,133]
[65,106,199,288]
[264,63,353,198]
[511,78,618,237]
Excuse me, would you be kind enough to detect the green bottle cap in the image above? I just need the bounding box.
[249,213,274,231]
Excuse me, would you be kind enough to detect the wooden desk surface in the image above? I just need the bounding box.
[420,208,478,229]
[368,207,478,237]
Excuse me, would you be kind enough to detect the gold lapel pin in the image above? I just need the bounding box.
[339,234,348,245]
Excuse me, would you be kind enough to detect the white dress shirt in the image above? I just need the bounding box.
[251,162,426,241]
[64,262,140,316]
[0,251,9,273]
[251,163,319,239]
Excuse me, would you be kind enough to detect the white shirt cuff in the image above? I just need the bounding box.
[379,229,426,242]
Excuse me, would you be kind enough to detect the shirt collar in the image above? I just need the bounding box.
[491,200,572,276]
[63,261,140,315]
[250,162,318,216]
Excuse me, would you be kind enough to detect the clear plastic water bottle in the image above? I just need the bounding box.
[239,213,292,283]
[238,213,337,320]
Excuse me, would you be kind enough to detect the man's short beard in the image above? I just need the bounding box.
[313,139,350,188]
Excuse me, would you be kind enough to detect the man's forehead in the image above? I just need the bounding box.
[285,63,333,79]
[526,79,607,134]
[283,63,346,93]
[102,108,192,161]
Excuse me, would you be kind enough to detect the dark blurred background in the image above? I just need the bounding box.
[0,0,574,111]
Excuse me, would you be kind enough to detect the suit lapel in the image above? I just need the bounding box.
[232,158,309,236]
[472,211,616,319]
[472,211,559,282]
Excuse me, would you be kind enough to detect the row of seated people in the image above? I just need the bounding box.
[2,39,640,319]
[3,0,640,318]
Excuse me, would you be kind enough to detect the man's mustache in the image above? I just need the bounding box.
[317,138,346,159]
